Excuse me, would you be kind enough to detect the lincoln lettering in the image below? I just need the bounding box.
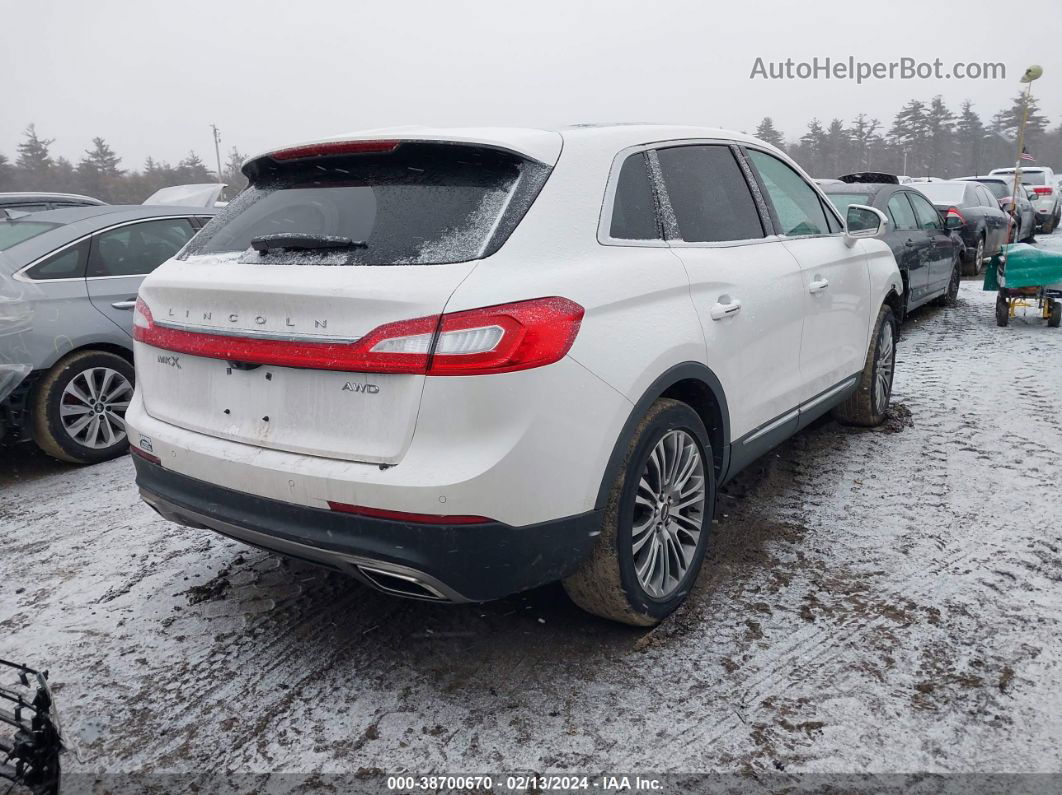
[166,308,328,329]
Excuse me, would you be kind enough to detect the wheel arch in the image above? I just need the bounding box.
[37,339,134,371]
[882,289,904,333]
[594,362,731,509]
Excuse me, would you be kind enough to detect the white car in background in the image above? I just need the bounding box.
[989,166,1060,233]
[126,125,902,625]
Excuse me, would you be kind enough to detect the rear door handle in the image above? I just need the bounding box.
[808,278,830,294]
[904,239,915,247]
[709,299,742,320]
[111,299,137,310]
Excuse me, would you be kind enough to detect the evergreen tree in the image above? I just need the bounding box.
[754,117,785,149]
[799,119,828,176]
[889,100,930,175]
[848,114,882,172]
[80,137,123,176]
[176,151,211,182]
[925,96,956,177]
[16,124,55,182]
[222,146,249,193]
[823,118,850,176]
[954,101,987,175]
[0,153,12,190]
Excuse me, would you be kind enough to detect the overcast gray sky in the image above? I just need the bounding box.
[4,0,1061,169]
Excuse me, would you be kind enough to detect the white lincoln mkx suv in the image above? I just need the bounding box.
[127,125,903,625]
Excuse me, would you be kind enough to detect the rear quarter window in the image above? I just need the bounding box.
[608,152,660,241]
[24,240,89,280]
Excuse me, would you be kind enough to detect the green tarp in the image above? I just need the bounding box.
[984,243,1062,291]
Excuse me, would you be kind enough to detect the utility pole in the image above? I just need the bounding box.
[210,123,223,184]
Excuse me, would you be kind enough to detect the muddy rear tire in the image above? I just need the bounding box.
[563,399,714,627]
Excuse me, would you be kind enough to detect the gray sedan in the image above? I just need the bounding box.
[0,204,216,463]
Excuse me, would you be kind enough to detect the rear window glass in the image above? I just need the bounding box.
[975,181,1008,200]
[825,193,874,215]
[914,183,969,205]
[0,220,60,251]
[184,143,549,266]
[995,170,1047,186]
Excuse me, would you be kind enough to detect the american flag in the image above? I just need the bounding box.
[1020,147,1035,162]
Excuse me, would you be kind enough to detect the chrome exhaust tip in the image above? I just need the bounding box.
[356,565,451,602]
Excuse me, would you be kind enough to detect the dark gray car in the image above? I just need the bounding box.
[0,204,216,462]
[910,180,1011,275]
[823,182,962,320]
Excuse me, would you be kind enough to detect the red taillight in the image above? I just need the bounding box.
[327,501,491,525]
[133,296,584,376]
[269,140,400,161]
[429,297,584,375]
[946,206,965,224]
[1032,186,1052,196]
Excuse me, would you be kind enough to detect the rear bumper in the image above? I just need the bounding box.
[134,456,601,603]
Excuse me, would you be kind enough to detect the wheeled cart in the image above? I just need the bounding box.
[985,243,1062,328]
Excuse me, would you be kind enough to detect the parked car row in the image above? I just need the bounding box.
[822,176,961,316]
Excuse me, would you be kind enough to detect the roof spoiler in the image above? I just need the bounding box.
[838,172,899,185]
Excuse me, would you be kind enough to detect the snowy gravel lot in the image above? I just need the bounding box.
[3,233,1062,790]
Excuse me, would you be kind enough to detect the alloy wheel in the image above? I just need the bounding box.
[975,238,984,274]
[60,367,132,450]
[632,429,706,599]
[873,320,895,415]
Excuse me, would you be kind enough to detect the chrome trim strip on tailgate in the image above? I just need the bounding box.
[152,319,358,344]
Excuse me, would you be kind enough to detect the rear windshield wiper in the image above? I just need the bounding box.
[250,233,368,253]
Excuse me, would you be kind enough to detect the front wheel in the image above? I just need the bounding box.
[832,304,896,427]
[563,399,714,626]
[1049,300,1061,328]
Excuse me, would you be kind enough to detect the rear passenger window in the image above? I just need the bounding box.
[609,153,660,240]
[887,194,918,231]
[24,240,88,280]
[89,218,196,277]
[747,150,830,236]
[909,193,942,231]
[655,146,764,242]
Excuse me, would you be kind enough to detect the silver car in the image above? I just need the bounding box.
[0,204,216,463]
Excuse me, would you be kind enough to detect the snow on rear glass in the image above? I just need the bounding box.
[185,149,524,266]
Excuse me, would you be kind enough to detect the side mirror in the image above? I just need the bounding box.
[844,204,888,246]
[945,214,963,231]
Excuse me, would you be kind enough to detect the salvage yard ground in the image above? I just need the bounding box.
[3,233,1062,787]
